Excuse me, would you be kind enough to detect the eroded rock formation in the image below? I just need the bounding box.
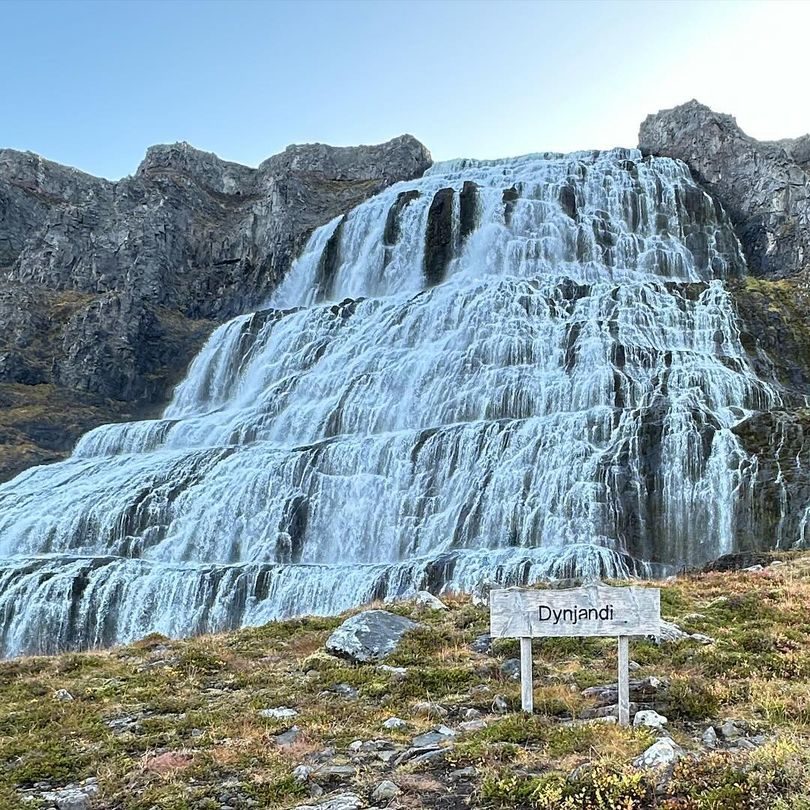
[0,136,431,480]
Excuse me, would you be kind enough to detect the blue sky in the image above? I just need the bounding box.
[2,0,808,179]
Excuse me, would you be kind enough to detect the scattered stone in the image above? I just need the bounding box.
[658,620,715,645]
[633,738,684,769]
[377,664,408,680]
[412,701,448,719]
[371,780,402,802]
[450,766,477,780]
[325,609,419,663]
[563,716,618,727]
[294,793,363,810]
[470,634,493,654]
[275,726,302,748]
[463,708,481,720]
[702,726,718,748]
[459,719,487,733]
[331,683,359,699]
[580,702,638,720]
[719,719,743,740]
[259,706,298,720]
[105,714,140,734]
[383,716,407,730]
[500,658,521,681]
[53,689,74,702]
[293,765,313,783]
[582,676,665,705]
[311,764,356,784]
[634,710,668,730]
[492,694,509,714]
[39,781,99,810]
[411,726,455,747]
[413,591,448,610]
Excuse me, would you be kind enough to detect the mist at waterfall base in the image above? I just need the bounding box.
[0,149,781,656]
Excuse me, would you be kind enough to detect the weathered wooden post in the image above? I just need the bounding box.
[490,584,660,725]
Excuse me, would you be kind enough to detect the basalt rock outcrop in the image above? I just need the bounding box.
[639,100,810,281]
[0,136,431,481]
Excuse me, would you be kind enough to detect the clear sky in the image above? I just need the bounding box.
[2,0,809,179]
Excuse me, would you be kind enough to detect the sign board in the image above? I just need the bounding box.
[489,585,661,725]
[490,584,660,639]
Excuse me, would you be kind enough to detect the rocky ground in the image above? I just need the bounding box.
[3,554,810,809]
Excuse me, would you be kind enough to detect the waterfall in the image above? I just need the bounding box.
[0,148,780,656]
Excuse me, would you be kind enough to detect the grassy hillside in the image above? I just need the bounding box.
[4,554,810,809]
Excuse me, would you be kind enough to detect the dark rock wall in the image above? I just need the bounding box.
[0,137,431,481]
[639,100,810,281]
[640,100,810,555]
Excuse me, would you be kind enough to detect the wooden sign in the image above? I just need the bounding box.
[490,585,661,725]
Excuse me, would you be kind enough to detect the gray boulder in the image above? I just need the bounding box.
[325,609,419,663]
[633,737,684,769]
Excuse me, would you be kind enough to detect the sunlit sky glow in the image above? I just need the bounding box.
[2,0,809,179]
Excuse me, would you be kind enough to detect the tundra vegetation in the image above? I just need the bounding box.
[3,554,810,809]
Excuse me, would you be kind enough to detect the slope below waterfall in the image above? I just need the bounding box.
[0,147,788,656]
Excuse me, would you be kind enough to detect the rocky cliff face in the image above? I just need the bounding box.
[639,100,810,281]
[0,137,431,481]
[640,101,810,554]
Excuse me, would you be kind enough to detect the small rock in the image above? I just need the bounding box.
[294,793,362,810]
[413,591,448,610]
[371,780,402,802]
[377,664,408,680]
[39,782,99,810]
[633,737,684,769]
[459,719,487,733]
[657,620,714,645]
[580,702,638,720]
[450,766,477,780]
[348,740,364,752]
[412,701,448,719]
[293,765,312,783]
[259,706,298,720]
[500,658,521,681]
[311,764,356,784]
[463,707,481,720]
[470,634,493,654]
[563,716,618,727]
[702,726,718,748]
[382,716,407,730]
[719,719,743,740]
[53,689,74,702]
[492,694,509,714]
[411,726,455,747]
[633,710,668,730]
[275,726,302,748]
[331,683,359,699]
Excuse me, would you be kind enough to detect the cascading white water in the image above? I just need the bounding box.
[0,148,780,656]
